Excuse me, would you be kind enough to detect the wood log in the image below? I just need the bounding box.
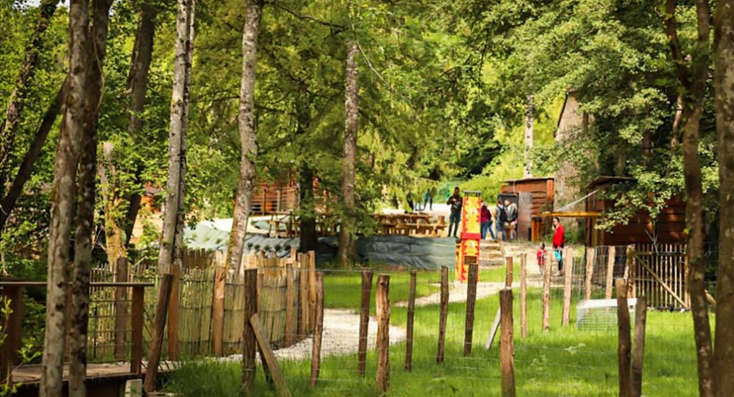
[464,264,478,356]
[405,270,416,371]
[144,273,173,393]
[606,247,617,299]
[130,285,144,375]
[500,288,515,397]
[358,270,373,376]
[616,278,632,397]
[167,262,180,360]
[505,256,513,287]
[437,266,449,363]
[632,297,647,397]
[310,272,324,387]
[585,247,595,300]
[562,250,574,326]
[251,314,291,397]
[376,275,390,392]
[308,250,316,332]
[114,257,129,361]
[1,285,23,383]
[520,254,527,338]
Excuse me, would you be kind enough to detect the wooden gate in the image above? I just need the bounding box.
[630,243,689,309]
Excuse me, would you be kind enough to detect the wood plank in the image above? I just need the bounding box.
[251,314,291,397]
[376,275,390,392]
[298,253,308,338]
[130,286,144,375]
[636,256,687,307]
[310,273,324,387]
[1,285,23,383]
[485,308,501,350]
[358,270,373,376]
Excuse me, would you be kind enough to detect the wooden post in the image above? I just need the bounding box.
[437,266,449,364]
[1,285,22,383]
[167,262,180,360]
[606,247,617,299]
[505,256,513,287]
[562,250,574,326]
[376,275,390,393]
[358,270,373,376]
[298,253,308,338]
[212,264,226,356]
[308,250,317,332]
[405,271,416,371]
[585,247,595,300]
[520,254,527,338]
[542,250,551,332]
[130,285,144,375]
[464,263,478,356]
[632,296,647,397]
[284,264,297,347]
[500,288,515,397]
[485,309,501,350]
[144,273,174,393]
[626,246,635,298]
[114,257,129,361]
[242,268,258,392]
[616,278,632,397]
[310,272,325,387]
[250,314,292,397]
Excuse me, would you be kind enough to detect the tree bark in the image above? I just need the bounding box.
[0,79,65,231]
[665,1,715,395]
[714,1,734,395]
[523,95,534,178]
[227,0,263,274]
[68,1,113,395]
[122,3,158,246]
[40,0,91,395]
[336,39,359,268]
[0,0,59,183]
[296,93,317,253]
[144,0,194,391]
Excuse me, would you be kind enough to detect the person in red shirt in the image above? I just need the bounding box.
[552,217,566,275]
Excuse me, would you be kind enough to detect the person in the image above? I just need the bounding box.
[480,203,492,240]
[406,193,415,212]
[537,242,546,276]
[495,199,507,241]
[423,187,435,211]
[447,187,462,238]
[552,217,566,275]
[505,199,518,241]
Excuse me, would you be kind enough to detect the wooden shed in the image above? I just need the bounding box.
[584,176,686,246]
[500,177,555,241]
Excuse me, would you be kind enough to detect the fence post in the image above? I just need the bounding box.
[144,273,174,393]
[298,253,308,338]
[1,285,23,383]
[310,272,325,387]
[212,264,226,356]
[606,247,617,299]
[167,262,180,360]
[520,254,527,338]
[130,285,144,375]
[543,250,551,332]
[376,275,390,393]
[500,288,515,397]
[308,250,317,332]
[242,268,258,392]
[464,263,478,356]
[284,263,297,347]
[405,270,416,371]
[505,256,513,287]
[562,250,574,326]
[585,247,595,300]
[358,270,373,376]
[632,296,647,397]
[626,246,635,298]
[114,257,129,361]
[437,266,449,364]
[616,278,632,397]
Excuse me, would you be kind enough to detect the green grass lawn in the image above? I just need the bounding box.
[162,268,700,396]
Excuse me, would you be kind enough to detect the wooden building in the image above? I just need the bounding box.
[584,176,686,246]
[500,177,555,241]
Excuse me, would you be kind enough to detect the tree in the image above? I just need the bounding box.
[714,0,734,395]
[227,0,264,274]
[336,39,359,267]
[40,0,93,394]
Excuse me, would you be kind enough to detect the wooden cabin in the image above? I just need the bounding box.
[500,177,555,241]
[584,176,686,246]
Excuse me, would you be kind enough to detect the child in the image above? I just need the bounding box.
[537,242,546,276]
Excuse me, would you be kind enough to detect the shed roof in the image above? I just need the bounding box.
[502,177,554,184]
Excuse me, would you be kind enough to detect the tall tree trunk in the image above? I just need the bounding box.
[0,79,65,231]
[523,95,534,178]
[227,0,263,274]
[296,92,317,253]
[122,3,158,246]
[99,143,126,271]
[665,1,715,395]
[40,0,91,395]
[336,39,359,268]
[0,0,59,186]
[68,2,112,395]
[714,1,734,395]
[144,0,194,391]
